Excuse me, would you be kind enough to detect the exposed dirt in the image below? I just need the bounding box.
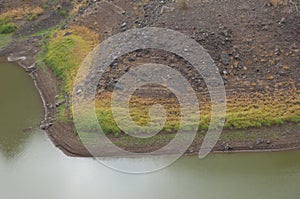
[0,0,299,157]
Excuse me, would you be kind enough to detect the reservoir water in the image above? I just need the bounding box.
[0,62,299,199]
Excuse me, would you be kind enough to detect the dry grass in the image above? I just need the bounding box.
[94,86,300,135]
[270,0,291,7]
[0,6,44,23]
[70,0,89,17]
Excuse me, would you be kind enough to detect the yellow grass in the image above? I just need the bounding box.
[44,25,100,92]
[0,6,44,23]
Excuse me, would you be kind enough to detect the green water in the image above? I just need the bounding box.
[0,62,43,158]
[0,62,300,199]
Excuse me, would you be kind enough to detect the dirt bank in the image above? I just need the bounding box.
[0,0,299,157]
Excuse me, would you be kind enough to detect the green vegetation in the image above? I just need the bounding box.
[0,23,17,34]
[92,89,300,136]
[0,6,45,48]
[42,25,99,91]
[36,25,99,121]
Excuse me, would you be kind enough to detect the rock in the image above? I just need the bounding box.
[221,52,230,65]
[222,142,233,151]
[76,88,83,95]
[224,143,233,151]
[188,149,194,153]
[128,56,136,62]
[114,83,125,91]
[55,100,65,107]
[274,48,280,55]
[40,123,53,130]
[27,63,37,72]
[278,70,286,76]
[256,139,264,145]
[267,75,274,80]
[160,5,175,14]
[63,32,71,37]
[278,17,286,25]
[120,22,127,31]
[121,22,127,28]
[234,54,240,60]
[266,140,271,144]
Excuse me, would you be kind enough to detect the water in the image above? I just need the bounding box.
[0,62,300,199]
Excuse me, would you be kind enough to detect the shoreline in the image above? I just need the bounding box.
[1,56,300,157]
[1,51,300,157]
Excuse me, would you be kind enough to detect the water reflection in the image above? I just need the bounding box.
[0,62,42,158]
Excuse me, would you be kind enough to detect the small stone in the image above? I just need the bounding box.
[160,5,175,14]
[188,149,194,153]
[128,57,136,62]
[63,32,71,37]
[224,143,233,151]
[274,48,280,55]
[221,53,230,65]
[76,89,83,95]
[121,22,127,28]
[256,139,264,145]
[278,17,286,25]
[55,100,65,107]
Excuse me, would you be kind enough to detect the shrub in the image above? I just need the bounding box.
[0,23,17,34]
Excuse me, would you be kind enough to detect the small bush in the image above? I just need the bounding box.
[0,23,17,34]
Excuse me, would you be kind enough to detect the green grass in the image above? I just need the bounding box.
[93,90,300,136]
[42,26,99,92]
[0,23,17,34]
[36,25,99,122]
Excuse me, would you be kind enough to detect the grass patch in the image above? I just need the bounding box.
[0,6,44,23]
[43,25,99,92]
[0,6,44,35]
[93,88,300,135]
[0,23,17,34]
[38,25,99,122]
